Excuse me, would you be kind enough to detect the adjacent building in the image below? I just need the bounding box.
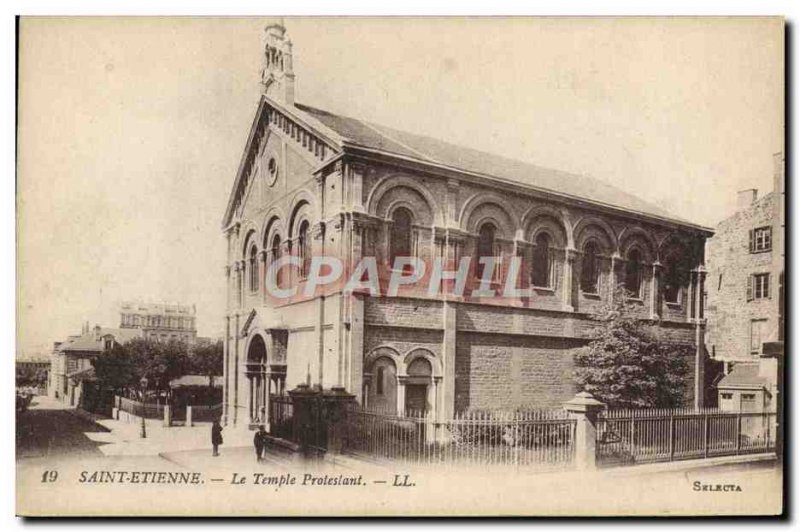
[221,22,713,431]
[49,323,142,406]
[706,153,785,411]
[119,302,198,344]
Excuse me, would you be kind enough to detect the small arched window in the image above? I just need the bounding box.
[376,367,385,396]
[390,208,414,265]
[298,221,310,279]
[581,242,600,294]
[270,234,282,286]
[625,249,643,298]
[249,246,259,292]
[477,223,500,282]
[532,233,552,288]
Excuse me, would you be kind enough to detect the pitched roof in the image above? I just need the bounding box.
[717,363,767,389]
[59,328,142,354]
[170,375,223,388]
[67,367,96,381]
[294,102,705,230]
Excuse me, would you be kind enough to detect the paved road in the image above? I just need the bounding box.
[16,396,111,459]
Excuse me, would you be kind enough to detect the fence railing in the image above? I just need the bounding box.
[192,403,223,423]
[269,394,294,441]
[339,407,576,470]
[596,408,777,467]
[117,396,165,419]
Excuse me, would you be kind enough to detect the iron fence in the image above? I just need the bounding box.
[117,395,165,419]
[596,407,777,467]
[192,403,223,423]
[269,394,294,441]
[339,407,576,470]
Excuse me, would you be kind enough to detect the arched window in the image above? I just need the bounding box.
[390,207,414,265]
[477,223,500,282]
[376,367,384,395]
[249,245,259,292]
[625,249,643,298]
[581,242,600,294]
[298,221,310,279]
[531,233,552,288]
[663,254,684,304]
[270,234,282,286]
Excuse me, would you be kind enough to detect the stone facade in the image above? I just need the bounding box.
[705,156,784,364]
[119,302,198,344]
[220,22,711,431]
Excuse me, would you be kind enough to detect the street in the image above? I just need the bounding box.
[16,396,111,460]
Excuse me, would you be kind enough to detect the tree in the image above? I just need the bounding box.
[92,343,138,394]
[15,365,48,388]
[189,339,224,387]
[574,285,692,409]
[124,337,190,397]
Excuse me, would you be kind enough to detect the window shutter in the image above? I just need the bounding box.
[767,273,771,299]
[749,229,754,253]
[746,274,753,301]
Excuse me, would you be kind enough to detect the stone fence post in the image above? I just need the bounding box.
[163,404,171,427]
[563,391,605,471]
[186,406,193,427]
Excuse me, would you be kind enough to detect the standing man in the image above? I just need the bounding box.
[254,425,267,462]
[211,420,223,456]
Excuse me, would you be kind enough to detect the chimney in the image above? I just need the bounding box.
[737,189,757,211]
[94,324,102,340]
[773,152,784,195]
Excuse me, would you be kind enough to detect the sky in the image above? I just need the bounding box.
[16,17,783,357]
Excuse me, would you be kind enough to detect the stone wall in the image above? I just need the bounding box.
[706,193,779,362]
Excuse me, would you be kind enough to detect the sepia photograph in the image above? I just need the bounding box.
[15,15,785,517]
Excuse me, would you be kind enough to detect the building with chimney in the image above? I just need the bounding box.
[221,21,713,430]
[48,323,142,406]
[119,302,198,344]
[706,153,785,411]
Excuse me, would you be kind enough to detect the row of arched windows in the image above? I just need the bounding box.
[244,219,311,294]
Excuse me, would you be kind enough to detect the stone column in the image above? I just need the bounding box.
[608,253,619,303]
[260,250,268,304]
[563,391,605,471]
[562,248,576,312]
[233,313,240,426]
[649,262,662,320]
[223,314,230,425]
[397,376,407,416]
[441,301,457,419]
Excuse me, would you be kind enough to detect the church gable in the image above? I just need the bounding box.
[224,99,341,228]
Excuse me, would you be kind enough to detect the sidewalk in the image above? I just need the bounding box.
[61,403,253,457]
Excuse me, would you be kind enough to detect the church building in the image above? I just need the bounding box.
[221,21,713,430]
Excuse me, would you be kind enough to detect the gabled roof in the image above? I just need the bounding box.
[223,96,711,233]
[717,363,767,390]
[58,328,142,354]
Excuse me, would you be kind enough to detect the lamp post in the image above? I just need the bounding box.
[139,376,148,439]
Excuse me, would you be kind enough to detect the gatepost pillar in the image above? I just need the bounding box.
[563,391,605,471]
[288,383,320,457]
[322,386,357,455]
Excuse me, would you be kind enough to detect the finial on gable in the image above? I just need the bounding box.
[261,18,295,106]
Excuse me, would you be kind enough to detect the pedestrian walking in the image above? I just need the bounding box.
[211,420,223,456]
[254,425,267,462]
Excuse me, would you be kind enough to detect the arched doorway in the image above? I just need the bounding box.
[245,334,268,425]
[404,357,433,416]
[366,357,398,414]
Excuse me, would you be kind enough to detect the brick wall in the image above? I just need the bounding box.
[455,333,583,411]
